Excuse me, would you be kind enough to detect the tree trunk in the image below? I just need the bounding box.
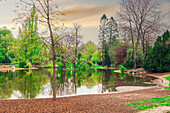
[46,0,56,100]
[52,45,56,100]
[64,62,66,69]
[134,30,140,70]
[102,34,104,67]
[129,19,135,69]
[73,71,76,94]
[74,29,78,69]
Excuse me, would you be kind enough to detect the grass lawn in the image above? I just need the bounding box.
[126,96,170,111]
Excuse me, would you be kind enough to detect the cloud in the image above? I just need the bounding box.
[60,5,120,27]
[82,20,100,27]
[160,2,170,13]
[54,0,78,4]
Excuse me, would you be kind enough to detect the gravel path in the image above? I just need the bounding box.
[0,87,169,113]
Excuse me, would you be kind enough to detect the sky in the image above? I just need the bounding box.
[0,0,170,44]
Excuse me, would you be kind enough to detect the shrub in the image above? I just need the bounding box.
[110,64,115,68]
[11,61,18,65]
[119,65,127,72]
[114,45,129,67]
[123,48,143,69]
[19,60,32,68]
[2,56,11,63]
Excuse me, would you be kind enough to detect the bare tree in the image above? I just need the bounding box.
[18,0,63,100]
[73,23,81,69]
[117,0,166,69]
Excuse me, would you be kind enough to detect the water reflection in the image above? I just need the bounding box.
[0,68,157,99]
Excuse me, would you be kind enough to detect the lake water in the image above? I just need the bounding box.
[0,68,158,99]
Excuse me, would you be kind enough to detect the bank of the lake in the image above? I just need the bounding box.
[0,86,169,113]
[0,66,38,72]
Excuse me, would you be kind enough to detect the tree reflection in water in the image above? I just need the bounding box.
[0,68,157,99]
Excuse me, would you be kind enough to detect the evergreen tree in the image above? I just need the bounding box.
[98,15,119,67]
[104,42,111,67]
[106,17,119,66]
[143,30,170,73]
[106,17,118,48]
[98,14,108,67]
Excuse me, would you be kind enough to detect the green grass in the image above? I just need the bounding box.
[9,65,19,67]
[126,96,170,111]
[90,65,103,69]
[165,75,170,90]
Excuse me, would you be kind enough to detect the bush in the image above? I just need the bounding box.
[2,56,11,63]
[114,45,129,67]
[11,61,18,65]
[118,65,127,72]
[110,64,115,68]
[19,60,32,68]
[123,54,143,69]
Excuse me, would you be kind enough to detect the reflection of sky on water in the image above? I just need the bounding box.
[1,69,158,100]
[36,82,53,98]
[77,84,102,95]
[10,91,22,99]
[9,83,102,99]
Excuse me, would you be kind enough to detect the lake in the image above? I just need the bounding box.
[0,68,158,99]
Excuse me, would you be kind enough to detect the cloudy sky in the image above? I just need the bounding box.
[0,0,170,44]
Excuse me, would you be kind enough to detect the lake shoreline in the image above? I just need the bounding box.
[0,86,169,113]
[0,66,38,72]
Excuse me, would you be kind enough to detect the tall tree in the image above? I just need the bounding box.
[103,42,111,67]
[98,14,108,67]
[73,23,81,69]
[16,5,41,65]
[19,0,63,100]
[106,17,118,48]
[117,0,166,69]
[106,17,119,66]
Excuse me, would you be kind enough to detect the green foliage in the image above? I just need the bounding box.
[119,73,127,79]
[104,42,111,67]
[123,48,143,69]
[84,41,97,62]
[126,96,170,111]
[110,64,115,68]
[118,65,126,72]
[9,65,19,67]
[19,60,32,68]
[91,50,102,64]
[13,6,43,65]
[11,61,18,64]
[143,30,170,73]
[0,28,14,63]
